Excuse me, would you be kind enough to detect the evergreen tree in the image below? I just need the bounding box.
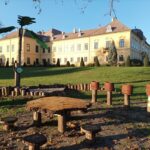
[94,56,100,66]
[125,56,131,67]
[80,57,85,67]
[5,61,9,67]
[107,41,117,66]
[144,54,149,66]
[56,58,60,67]
[66,61,70,67]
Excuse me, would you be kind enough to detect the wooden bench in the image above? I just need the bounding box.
[23,133,47,150]
[0,116,18,131]
[81,124,101,140]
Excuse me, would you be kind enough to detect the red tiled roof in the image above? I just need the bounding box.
[52,19,131,41]
[0,19,130,41]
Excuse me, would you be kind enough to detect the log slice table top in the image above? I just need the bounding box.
[26,96,90,114]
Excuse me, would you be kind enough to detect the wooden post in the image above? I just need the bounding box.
[33,112,41,127]
[0,88,2,97]
[91,90,97,103]
[107,91,112,106]
[21,89,26,96]
[85,132,95,140]
[57,114,66,133]
[29,144,40,150]
[14,87,20,96]
[124,94,130,108]
[147,96,150,112]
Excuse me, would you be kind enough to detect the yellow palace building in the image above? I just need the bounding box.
[0,18,150,66]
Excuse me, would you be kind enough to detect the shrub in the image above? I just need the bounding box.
[86,63,94,67]
[94,56,100,66]
[143,55,149,67]
[23,62,27,67]
[5,61,9,67]
[125,56,131,67]
[66,61,70,67]
[56,58,60,67]
[80,57,85,67]
[131,59,143,66]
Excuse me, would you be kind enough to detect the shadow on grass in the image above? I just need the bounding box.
[0,67,93,79]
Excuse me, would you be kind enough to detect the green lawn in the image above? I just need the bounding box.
[0,66,150,122]
[0,66,150,92]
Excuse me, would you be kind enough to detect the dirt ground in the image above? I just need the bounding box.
[0,100,150,150]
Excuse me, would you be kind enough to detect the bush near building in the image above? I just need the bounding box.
[80,57,85,67]
[94,56,100,67]
[144,54,149,67]
[131,59,143,66]
[125,56,131,67]
[56,58,60,67]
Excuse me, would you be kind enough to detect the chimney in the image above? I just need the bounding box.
[73,28,77,33]
[62,32,65,39]
[78,28,82,37]
[111,17,117,22]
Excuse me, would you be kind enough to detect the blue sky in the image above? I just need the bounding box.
[0,0,150,42]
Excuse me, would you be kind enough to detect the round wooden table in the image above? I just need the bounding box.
[26,96,90,133]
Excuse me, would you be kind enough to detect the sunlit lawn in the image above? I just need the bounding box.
[0,66,150,118]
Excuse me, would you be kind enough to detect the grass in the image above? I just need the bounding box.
[0,66,150,92]
[0,66,149,116]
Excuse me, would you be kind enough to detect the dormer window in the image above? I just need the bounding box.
[106,25,112,33]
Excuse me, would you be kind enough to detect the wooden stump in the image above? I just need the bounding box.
[0,116,18,131]
[91,90,97,103]
[147,96,150,112]
[11,91,15,97]
[21,89,26,96]
[14,87,20,96]
[124,94,130,108]
[30,92,34,96]
[0,88,2,97]
[57,114,66,133]
[81,124,101,141]
[23,133,47,150]
[107,91,112,106]
[33,112,41,127]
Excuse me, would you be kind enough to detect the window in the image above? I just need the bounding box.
[26,44,30,52]
[119,39,125,48]
[36,58,39,64]
[0,46,2,53]
[70,44,74,52]
[48,47,51,53]
[106,41,111,48]
[77,57,80,62]
[77,44,81,51]
[84,57,87,62]
[84,43,88,50]
[70,57,74,63]
[7,45,9,52]
[27,57,30,64]
[35,45,39,53]
[43,48,45,53]
[12,45,15,52]
[119,55,124,61]
[94,42,99,49]
[52,58,56,63]
[53,46,56,52]
[64,58,67,63]
[58,47,62,52]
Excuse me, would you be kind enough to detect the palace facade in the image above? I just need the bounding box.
[0,18,150,66]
